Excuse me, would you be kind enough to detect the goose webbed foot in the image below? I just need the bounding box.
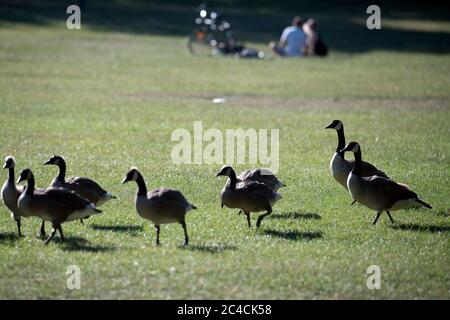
[386,211,395,224]
[57,225,65,242]
[256,208,272,228]
[372,212,382,225]
[180,221,189,246]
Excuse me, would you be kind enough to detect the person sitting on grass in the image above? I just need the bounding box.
[269,16,306,57]
[303,18,328,57]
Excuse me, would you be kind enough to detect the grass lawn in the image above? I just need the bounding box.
[0,1,449,299]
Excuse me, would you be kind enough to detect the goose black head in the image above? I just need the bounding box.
[43,155,64,166]
[3,156,15,169]
[340,141,360,154]
[17,168,32,183]
[216,165,234,177]
[122,167,140,184]
[325,120,343,131]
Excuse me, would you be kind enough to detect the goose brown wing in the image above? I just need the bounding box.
[67,176,107,195]
[43,187,91,211]
[364,176,418,208]
[149,188,190,207]
[348,159,388,178]
[238,169,284,191]
[237,181,274,200]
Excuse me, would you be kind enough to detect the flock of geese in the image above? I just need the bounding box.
[1,120,432,246]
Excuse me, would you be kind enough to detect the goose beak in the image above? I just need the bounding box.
[324,123,334,129]
[340,145,351,153]
[121,177,128,184]
[17,176,24,183]
[2,163,7,169]
[43,159,51,165]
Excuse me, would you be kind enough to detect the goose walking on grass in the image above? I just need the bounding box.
[17,168,102,244]
[222,168,285,214]
[1,156,45,237]
[341,142,432,224]
[325,120,388,190]
[44,155,115,223]
[216,165,282,228]
[121,168,196,246]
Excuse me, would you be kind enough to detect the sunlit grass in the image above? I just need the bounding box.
[0,9,449,299]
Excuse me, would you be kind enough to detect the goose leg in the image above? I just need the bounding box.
[57,224,65,242]
[238,210,242,215]
[244,211,251,228]
[372,211,382,225]
[15,218,22,237]
[44,227,57,245]
[39,220,46,237]
[386,211,395,224]
[155,224,161,246]
[256,207,272,228]
[79,219,84,224]
[351,200,356,206]
[180,220,189,246]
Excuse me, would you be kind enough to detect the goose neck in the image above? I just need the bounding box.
[336,127,346,156]
[57,160,66,182]
[7,167,14,183]
[25,174,35,196]
[352,150,362,177]
[135,173,147,196]
[228,170,237,190]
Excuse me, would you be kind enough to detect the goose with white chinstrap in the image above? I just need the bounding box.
[222,167,285,214]
[121,168,196,246]
[17,168,102,244]
[216,165,282,228]
[325,120,388,206]
[1,156,46,237]
[341,142,432,225]
[44,155,115,207]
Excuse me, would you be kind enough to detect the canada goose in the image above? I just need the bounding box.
[1,156,46,237]
[325,120,388,205]
[17,168,102,244]
[222,168,285,214]
[44,155,115,206]
[341,142,432,224]
[216,165,282,228]
[121,168,196,246]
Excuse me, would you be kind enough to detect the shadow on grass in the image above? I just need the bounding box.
[268,212,321,220]
[262,229,323,241]
[0,1,449,54]
[90,224,143,233]
[0,232,19,242]
[180,243,237,254]
[435,210,450,217]
[391,223,450,234]
[59,236,115,252]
